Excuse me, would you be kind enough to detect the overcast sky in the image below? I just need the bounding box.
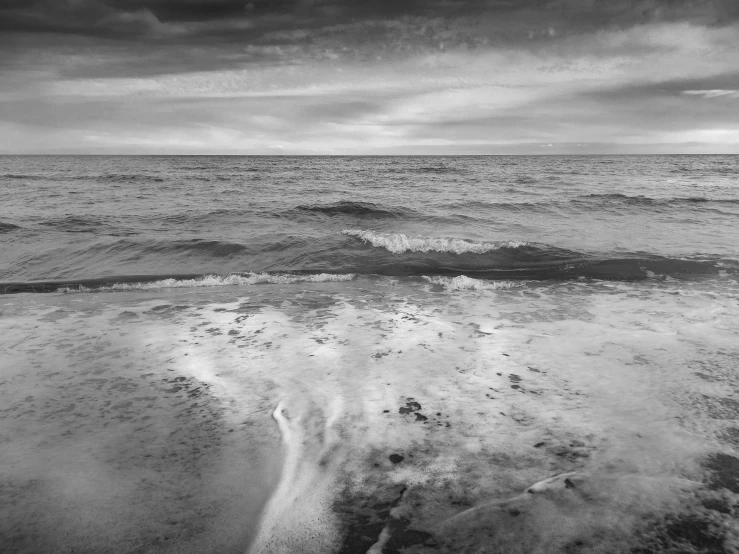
[1,0,738,154]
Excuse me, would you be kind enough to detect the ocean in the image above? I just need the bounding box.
[1,155,738,553]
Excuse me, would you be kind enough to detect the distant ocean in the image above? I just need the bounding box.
[1,156,738,553]
[1,155,738,290]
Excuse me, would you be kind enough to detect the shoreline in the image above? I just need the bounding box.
[1,280,738,552]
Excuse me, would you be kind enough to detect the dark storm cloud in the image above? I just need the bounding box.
[2,0,738,80]
[3,1,739,41]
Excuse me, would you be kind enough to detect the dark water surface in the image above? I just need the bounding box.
[2,155,738,289]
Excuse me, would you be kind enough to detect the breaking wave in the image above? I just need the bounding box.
[423,276,522,291]
[342,230,529,254]
[56,272,356,293]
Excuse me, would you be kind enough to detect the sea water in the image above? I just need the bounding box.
[1,156,738,553]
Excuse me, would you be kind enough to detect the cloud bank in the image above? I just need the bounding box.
[1,0,738,153]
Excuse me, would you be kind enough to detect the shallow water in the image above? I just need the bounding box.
[2,277,739,552]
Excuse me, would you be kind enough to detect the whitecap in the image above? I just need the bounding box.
[57,272,355,292]
[342,229,528,254]
[423,275,521,291]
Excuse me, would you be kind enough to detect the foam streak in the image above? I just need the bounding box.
[249,399,344,554]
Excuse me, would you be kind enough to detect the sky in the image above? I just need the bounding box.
[1,0,738,154]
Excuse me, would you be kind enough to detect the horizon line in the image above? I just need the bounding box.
[2,153,738,157]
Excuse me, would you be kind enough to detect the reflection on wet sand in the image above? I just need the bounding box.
[1,278,738,552]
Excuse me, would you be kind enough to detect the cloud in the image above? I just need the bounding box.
[3,1,739,43]
[94,8,163,33]
[1,2,739,153]
[682,89,739,98]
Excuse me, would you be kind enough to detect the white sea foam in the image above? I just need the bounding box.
[249,399,345,554]
[4,278,739,553]
[423,275,521,291]
[57,273,355,292]
[342,229,528,254]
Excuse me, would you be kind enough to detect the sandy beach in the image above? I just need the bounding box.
[2,277,738,552]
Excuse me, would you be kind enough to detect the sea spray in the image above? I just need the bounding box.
[342,229,528,255]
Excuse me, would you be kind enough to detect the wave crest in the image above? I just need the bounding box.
[0,222,20,233]
[57,272,355,292]
[423,276,521,291]
[342,229,528,254]
[296,201,408,218]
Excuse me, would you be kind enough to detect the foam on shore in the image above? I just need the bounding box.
[1,279,738,552]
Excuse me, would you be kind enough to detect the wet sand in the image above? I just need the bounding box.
[1,278,739,552]
[0,293,283,553]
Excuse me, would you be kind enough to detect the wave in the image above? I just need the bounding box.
[577,193,668,205]
[423,276,521,291]
[672,165,739,176]
[0,222,20,233]
[295,201,409,218]
[2,174,47,180]
[342,230,529,254]
[1,254,732,292]
[338,232,734,280]
[118,238,255,257]
[76,237,254,256]
[441,200,557,217]
[1,272,355,294]
[2,228,735,292]
[447,195,739,215]
[414,166,463,174]
[99,173,165,183]
[578,193,739,206]
[59,272,355,292]
[4,173,171,183]
[39,216,109,233]
[155,208,264,225]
